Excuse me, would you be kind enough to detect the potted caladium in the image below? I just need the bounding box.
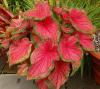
[0,1,96,89]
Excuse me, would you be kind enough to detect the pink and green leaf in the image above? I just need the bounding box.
[36,78,48,89]
[76,32,95,51]
[49,61,70,89]
[35,17,59,41]
[69,9,95,34]
[23,2,51,20]
[59,35,83,62]
[8,38,32,66]
[28,40,59,80]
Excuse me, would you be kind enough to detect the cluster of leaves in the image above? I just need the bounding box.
[0,1,96,89]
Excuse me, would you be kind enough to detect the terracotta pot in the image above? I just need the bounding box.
[90,52,100,84]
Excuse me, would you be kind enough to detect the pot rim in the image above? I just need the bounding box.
[90,52,100,60]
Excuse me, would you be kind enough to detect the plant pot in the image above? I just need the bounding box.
[90,52,100,84]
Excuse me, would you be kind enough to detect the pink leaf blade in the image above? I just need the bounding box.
[69,9,95,34]
[27,59,54,80]
[76,32,95,51]
[35,17,59,42]
[36,79,48,89]
[8,38,32,66]
[49,61,70,89]
[23,2,51,20]
[28,40,59,80]
[59,35,83,62]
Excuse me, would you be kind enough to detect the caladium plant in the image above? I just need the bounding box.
[0,1,96,89]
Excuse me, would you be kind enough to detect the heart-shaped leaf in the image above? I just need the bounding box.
[69,9,95,34]
[28,40,59,80]
[35,17,59,41]
[76,32,95,51]
[59,35,83,62]
[49,61,70,89]
[24,2,51,20]
[8,38,32,66]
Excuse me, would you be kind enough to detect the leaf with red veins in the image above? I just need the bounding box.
[76,32,95,51]
[17,62,28,76]
[28,40,59,80]
[49,61,70,89]
[8,38,32,66]
[36,78,48,89]
[35,17,59,41]
[69,9,95,34]
[59,35,83,62]
[24,2,51,20]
